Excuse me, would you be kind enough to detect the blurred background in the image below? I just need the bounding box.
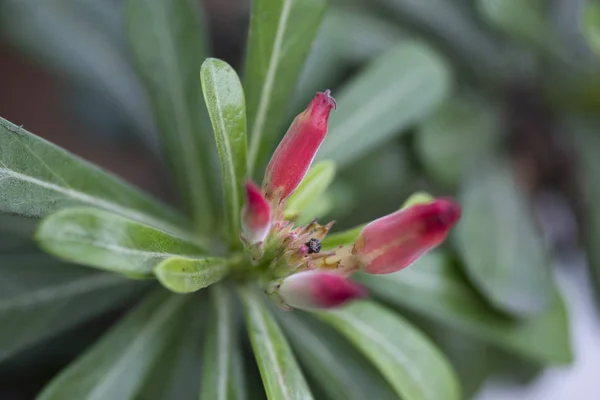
[1,0,600,398]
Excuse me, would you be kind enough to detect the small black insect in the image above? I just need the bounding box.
[306,238,322,254]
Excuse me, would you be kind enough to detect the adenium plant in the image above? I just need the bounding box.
[1,0,584,397]
[0,1,466,399]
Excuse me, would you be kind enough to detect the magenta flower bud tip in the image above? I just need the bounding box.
[263,90,336,202]
[278,270,366,310]
[354,198,461,274]
[242,180,272,244]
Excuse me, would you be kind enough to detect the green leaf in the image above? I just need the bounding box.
[569,118,600,307]
[477,0,561,56]
[0,117,190,237]
[315,301,460,400]
[38,289,187,399]
[35,207,206,276]
[200,58,247,248]
[0,255,147,363]
[321,225,364,250]
[378,0,507,80]
[238,286,313,400]
[582,3,600,56]
[228,341,249,400]
[245,0,327,173]
[292,8,404,113]
[415,94,502,188]
[358,252,572,364]
[200,285,235,400]
[426,327,497,399]
[277,311,397,400]
[316,42,451,168]
[137,293,206,400]
[326,8,406,64]
[454,161,556,316]
[125,0,216,233]
[285,160,336,219]
[155,256,229,294]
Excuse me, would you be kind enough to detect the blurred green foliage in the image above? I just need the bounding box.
[1,0,600,398]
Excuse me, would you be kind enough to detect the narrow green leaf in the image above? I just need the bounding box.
[326,8,406,64]
[316,42,451,168]
[36,207,206,276]
[200,58,247,248]
[582,3,600,56]
[156,256,229,294]
[285,160,336,220]
[0,117,190,236]
[315,301,460,400]
[292,8,404,113]
[277,311,397,400]
[238,286,313,400]
[200,285,235,400]
[416,95,502,188]
[125,0,216,232]
[569,118,600,307]
[378,0,507,80]
[419,322,499,399]
[138,294,206,400]
[38,289,188,400]
[358,252,572,364]
[0,255,147,363]
[477,0,561,56]
[245,0,327,173]
[454,161,556,316]
[228,340,248,400]
[321,225,364,250]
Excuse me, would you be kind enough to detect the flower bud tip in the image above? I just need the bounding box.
[278,270,366,310]
[263,91,336,202]
[353,198,461,274]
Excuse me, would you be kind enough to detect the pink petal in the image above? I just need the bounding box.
[242,180,272,244]
[263,90,336,203]
[278,270,366,310]
[354,198,461,274]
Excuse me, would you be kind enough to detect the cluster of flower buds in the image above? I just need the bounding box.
[241,90,461,311]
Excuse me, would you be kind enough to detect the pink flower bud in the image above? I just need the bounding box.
[263,90,336,203]
[241,180,272,244]
[278,270,366,310]
[353,198,461,274]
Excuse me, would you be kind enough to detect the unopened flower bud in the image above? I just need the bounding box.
[353,198,461,274]
[241,180,271,244]
[263,90,336,203]
[278,270,366,310]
